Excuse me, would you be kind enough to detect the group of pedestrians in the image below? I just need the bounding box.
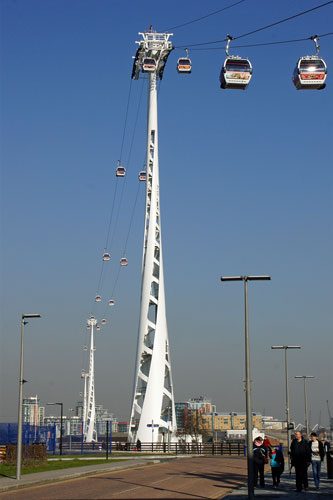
[252,431,327,492]
[291,430,325,492]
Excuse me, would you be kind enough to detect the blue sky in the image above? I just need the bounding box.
[1,0,332,427]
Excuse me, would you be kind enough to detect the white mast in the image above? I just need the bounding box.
[84,316,97,442]
[81,370,88,436]
[129,31,177,444]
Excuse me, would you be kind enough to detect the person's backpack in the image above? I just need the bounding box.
[275,449,284,472]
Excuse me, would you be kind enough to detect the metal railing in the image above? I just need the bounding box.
[114,441,246,456]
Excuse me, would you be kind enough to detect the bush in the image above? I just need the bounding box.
[5,444,47,464]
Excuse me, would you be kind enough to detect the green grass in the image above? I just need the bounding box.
[49,452,165,458]
[0,458,125,478]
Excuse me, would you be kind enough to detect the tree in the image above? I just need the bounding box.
[177,408,209,452]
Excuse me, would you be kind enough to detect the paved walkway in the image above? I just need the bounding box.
[0,456,247,498]
[0,457,163,493]
[0,456,332,499]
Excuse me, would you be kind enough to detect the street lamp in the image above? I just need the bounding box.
[271,345,301,470]
[16,314,41,480]
[295,376,315,436]
[220,275,271,500]
[47,403,64,455]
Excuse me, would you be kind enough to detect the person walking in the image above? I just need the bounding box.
[253,436,268,488]
[270,446,284,488]
[309,432,325,489]
[290,431,311,492]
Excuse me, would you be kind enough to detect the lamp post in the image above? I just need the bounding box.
[220,275,271,500]
[295,376,315,436]
[271,345,301,470]
[47,403,64,455]
[16,314,41,480]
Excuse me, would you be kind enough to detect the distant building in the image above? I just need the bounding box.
[188,397,216,413]
[201,412,263,431]
[95,404,118,436]
[75,401,84,419]
[43,415,66,438]
[175,397,216,430]
[262,416,287,430]
[22,396,44,426]
[75,401,118,436]
[118,422,130,433]
[67,416,82,436]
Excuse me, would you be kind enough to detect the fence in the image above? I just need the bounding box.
[115,441,246,456]
[0,423,56,453]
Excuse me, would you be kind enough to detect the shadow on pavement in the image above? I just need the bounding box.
[181,470,246,488]
[90,474,212,499]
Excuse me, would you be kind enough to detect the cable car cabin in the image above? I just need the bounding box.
[142,58,156,73]
[102,252,111,261]
[220,58,252,90]
[177,58,192,74]
[120,257,128,266]
[83,346,87,351]
[95,295,102,302]
[292,57,327,90]
[139,171,146,181]
[116,166,126,177]
[101,319,107,325]
[108,299,115,306]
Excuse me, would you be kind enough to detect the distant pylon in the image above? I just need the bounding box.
[129,31,177,444]
[83,316,97,442]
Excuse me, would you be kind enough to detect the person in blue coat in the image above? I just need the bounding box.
[270,447,284,488]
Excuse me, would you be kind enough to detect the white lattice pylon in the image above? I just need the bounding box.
[84,316,97,442]
[81,370,88,435]
[129,32,177,444]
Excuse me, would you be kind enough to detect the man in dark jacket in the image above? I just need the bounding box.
[290,431,311,492]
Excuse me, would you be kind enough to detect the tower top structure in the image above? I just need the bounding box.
[131,30,173,80]
[87,316,97,328]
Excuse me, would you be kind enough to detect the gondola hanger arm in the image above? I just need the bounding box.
[226,34,234,57]
[310,35,320,56]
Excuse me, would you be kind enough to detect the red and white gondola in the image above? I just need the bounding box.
[292,36,327,90]
[219,35,252,90]
[142,58,156,73]
[177,49,192,74]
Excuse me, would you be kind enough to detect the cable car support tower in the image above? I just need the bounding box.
[128,31,177,444]
[82,316,97,442]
